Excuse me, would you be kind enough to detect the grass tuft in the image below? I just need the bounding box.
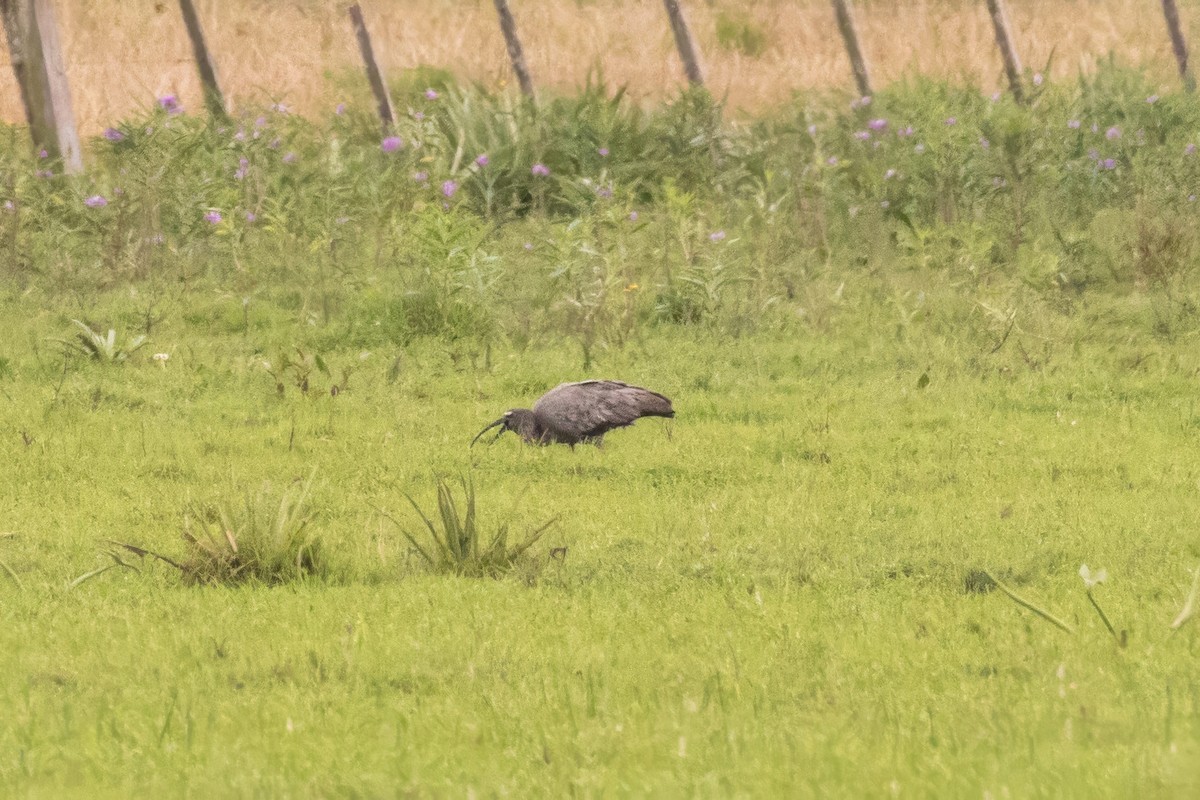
[100,471,326,586]
[393,475,556,578]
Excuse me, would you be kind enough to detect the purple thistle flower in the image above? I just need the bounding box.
[979,137,990,150]
[708,230,726,243]
[826,156,838,166]
[1187,143,1197,156]
[475,153,489,167]
[158,95,181,115]
[442,180,458,198]
[424,88,439,100]
[381,136,403,153]
[990,91,1001,102]
[1032,73,1044,87]
[1106,126,1121,140]
[84,195,107,208]
[1147,94,1159,104]
[282,152,297,164]
[531,163,550,177]
[245,211,257,223]
[233,130,246,142]
[629,211,638,222]
[254,116,267,129]
[854,130,871,141]
[1067,119,1081,130]
[897,125,914,138]
[598,147,610,157]
[868,118,887,131]
[235,157,249,180]
[335,103,346,115]
[412,111,425,122]
[204,210,222,224]
[38,148,48,159]
[1102,158,1117,170]
[2,200,13,211]
[596,185,613,199]
[944,117,957,126]
[35,169,53,179]
[271,102,289,114]
[413,171,429,183]
[103,128,124,142]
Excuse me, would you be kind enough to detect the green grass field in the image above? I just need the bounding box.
[3,66,1200,795]
[4,290,1200,796]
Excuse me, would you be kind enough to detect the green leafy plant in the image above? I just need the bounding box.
[93,472,325,586]
[394,475,555,578]
[53,319,147,362]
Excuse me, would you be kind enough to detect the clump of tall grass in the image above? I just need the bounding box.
[52,319,146,363]
[95,472,326,586]
[177,473,325,584]
[393,475,555,578]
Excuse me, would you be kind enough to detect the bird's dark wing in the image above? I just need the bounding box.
[533,381,674,440]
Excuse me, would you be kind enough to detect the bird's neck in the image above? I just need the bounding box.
[512,410,546,443]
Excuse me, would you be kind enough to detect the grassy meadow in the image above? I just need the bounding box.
[3,61,1200,795]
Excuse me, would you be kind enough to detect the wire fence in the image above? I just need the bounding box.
[2,0,1200,169]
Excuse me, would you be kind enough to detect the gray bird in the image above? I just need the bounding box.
[472,380,675,448]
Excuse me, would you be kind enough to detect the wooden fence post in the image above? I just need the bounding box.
[492,0,534,97]
[0,0,82,172]
[830,0,871,98]
[177,0,226,117]
[663,0,704,86]
[1160,0,1196,92]
[984,0,1025,103]
[347,3,395,131]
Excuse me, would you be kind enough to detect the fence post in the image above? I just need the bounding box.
[983,0,1025,103]
[492,0,534,97]
[662,0,704,86]
[0,0,82,172]
[347,3,395,131]
[177,0,226,117]
[830,0,871,98]
[1160,0,1196,92]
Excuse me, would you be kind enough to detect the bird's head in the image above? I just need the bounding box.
[471,408,539,447]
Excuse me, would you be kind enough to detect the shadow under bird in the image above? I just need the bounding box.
[472,380,675,448]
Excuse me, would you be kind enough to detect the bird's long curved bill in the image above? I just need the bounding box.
[471,418,506,447]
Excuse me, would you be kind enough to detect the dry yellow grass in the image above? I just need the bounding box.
[1,0,1193,133]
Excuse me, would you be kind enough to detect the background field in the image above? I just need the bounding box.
[0,0,1196,132]
[4,1,1200,796]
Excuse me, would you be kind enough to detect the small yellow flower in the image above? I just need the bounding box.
[625,283,639,292]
